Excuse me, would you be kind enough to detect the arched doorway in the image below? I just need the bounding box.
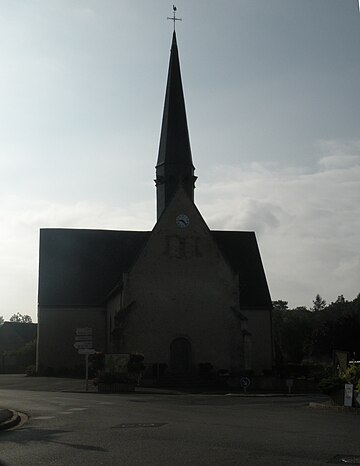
[170,338,192,374]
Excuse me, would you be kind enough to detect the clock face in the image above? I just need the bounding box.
[176,214,190,228]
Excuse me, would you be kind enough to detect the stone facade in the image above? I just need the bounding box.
[107,187,271,375]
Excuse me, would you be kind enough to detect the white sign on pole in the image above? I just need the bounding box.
[76,327,93,336]
[75,335,93,342]
[78,349,96,355]
[74,341,93,349]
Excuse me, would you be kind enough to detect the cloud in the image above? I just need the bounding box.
[317,139,360,169]
[197,146,360,308]
[319,154,360,169]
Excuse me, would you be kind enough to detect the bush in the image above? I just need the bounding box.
[340,364,360,388]
[318,375,344,395]
[318,364,360,395]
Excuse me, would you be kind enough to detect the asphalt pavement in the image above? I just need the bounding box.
[0,374,95,430]
[0,386,358,466]
[0,373,355,432]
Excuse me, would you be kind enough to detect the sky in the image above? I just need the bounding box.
[0,0,359,322]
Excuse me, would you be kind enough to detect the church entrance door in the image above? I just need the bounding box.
[170,338,191,374]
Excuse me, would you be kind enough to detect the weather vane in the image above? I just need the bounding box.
[167,5,182,31]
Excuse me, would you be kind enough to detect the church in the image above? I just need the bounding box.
[37,31,273,378]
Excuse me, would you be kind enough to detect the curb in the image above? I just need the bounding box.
[309,402,360,414]
[0,410,21,431]
[225,393,320,397]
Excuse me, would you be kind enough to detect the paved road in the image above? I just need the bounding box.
[0,378,359,465]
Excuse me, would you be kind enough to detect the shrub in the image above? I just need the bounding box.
[318,375,344,395]
[340,364,360,387]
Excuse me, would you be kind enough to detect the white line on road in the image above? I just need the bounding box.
[68,407,89,411]
[32,416,56,420]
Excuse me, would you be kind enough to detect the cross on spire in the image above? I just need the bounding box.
[167,5,182,31]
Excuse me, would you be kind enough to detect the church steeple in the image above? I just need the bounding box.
[156,31,196,219]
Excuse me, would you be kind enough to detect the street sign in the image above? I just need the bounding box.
[73,341,93,349]
[76,327,92,336]
[78,349,96,355]
[239,376,251,393]
[75,335,93,342]
[240,377,251,388]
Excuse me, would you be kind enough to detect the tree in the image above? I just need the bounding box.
[335,295,345,304]
[311,294,326,312]
[272,293,360,364]
[272,301,288,364]
[272,300,289,312]
[306,294,360,359]
[9,313,32,323]
[276,306,313,363]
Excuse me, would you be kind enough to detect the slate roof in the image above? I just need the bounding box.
[38,228,271,310]
[38,229,150,307]
[212,231,272,310]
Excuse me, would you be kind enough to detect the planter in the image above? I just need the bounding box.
[98,382,135,393]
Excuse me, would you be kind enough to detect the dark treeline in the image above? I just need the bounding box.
[0,313,32,324]
[273,293,360,365]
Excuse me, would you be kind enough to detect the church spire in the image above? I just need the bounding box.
[156,31,196,220]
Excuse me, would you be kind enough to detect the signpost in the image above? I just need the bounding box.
[75,328,93,392]
[78,349,96,355]
[75,335,93,341]
[74,341,93,349]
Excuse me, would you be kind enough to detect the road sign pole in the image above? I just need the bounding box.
[74,328,93,392]
[85,353,89,392]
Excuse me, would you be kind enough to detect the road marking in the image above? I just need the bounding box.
[59,412,74,415]
[32,416,55,420]
[68,407,89,411]
[112,422,167,429]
